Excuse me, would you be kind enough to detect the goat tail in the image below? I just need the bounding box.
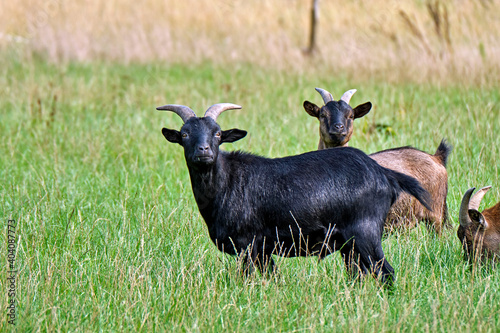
[434,139,452,167]
[386,169,433,212]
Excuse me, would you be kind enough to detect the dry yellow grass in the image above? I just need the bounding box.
[1,0,499,84]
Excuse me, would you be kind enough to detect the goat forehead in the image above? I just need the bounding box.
[324,101,352,116]
[182,117,220,133]
[458,224,480,239]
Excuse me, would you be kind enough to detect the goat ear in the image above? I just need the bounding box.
[353,102,372,119]
[468,209,488,229]
[221,128,247,143]
[162,128,182,145]
[303,101,321,118]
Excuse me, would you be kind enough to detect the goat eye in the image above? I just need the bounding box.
[182,133,188,138]
[215,131,221,137]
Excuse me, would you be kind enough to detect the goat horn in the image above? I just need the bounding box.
[204,103,242,121]
[157,104,196,123]
[340,89,357,104]
[469,186,492,210]
[459,188,476,227]
[315,88,334,104]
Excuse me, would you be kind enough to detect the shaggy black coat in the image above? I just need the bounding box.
[162,117,431,284]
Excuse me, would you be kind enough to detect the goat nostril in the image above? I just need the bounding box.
[199,146,209,151]
[334,124,344,131]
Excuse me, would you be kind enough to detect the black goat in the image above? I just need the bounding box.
[159,103,432,284]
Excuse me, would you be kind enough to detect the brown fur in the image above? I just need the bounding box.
[458,200,500,261]
[370,144,450,234]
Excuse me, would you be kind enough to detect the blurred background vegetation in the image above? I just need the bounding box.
[1,0,499,85]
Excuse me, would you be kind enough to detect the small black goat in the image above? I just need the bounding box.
[159,103,432,284]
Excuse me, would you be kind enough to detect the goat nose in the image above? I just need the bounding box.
[334,123,344,131]
[198,145,209,152]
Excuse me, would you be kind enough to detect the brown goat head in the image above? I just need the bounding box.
[303,88,372,149]
[458,186,500,262]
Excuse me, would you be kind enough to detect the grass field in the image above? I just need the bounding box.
[1,49,499,331]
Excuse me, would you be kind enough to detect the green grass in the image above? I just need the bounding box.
[1,54,499,332]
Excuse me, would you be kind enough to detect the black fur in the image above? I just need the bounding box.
[162,116,432,284]
[434,139,452,167]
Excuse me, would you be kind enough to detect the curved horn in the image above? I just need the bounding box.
[315,88,334,104]
[204,103,242,121]
[340,89,357,104]
[157,104,196,123]
[469,186,492,210]
[459,187,476,227]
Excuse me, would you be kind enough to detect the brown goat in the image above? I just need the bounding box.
[304,88,452,234]
[370,144,450,233]
[458,186,500,261]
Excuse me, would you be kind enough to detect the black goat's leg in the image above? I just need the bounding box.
[353,228,395,286]
[340,241,368,281]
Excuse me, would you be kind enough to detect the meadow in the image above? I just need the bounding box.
[1,52,499,332]
[1,0,500,331]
